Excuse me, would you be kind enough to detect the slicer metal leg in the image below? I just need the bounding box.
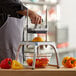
[51,45,60,68]
[32,46,37,69]
[37,47,39,58]
[16,45,22,61]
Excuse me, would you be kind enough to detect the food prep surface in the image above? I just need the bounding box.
[0,67,76,76]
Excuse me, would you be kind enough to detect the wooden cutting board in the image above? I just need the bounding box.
[0,66,76,76]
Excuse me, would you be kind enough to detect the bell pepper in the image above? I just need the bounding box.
[39,58,49,68]
[62,56,70,67]
[26,59,33,66]
[40,58,49,64]
[11,60,24,69]
[74,58,76,67]
[0,58,12,69]
[27,58,49,68]
[26,59,40,68]
[35,59,40,68]
[66,57,76,68]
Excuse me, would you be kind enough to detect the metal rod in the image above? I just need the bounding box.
[45,8,47,28]
[48,64,59,67]
[23,1,59,6]
[32,46,37,69]
[26,9,29,42]
[34,24,37,29]
[46,33,47,42]
[27,9,28,29]
[45,8,48,43]
[22,28,25,62]
[50,45,60,68]
[24,56,51,57]
[16,45,22,61]
[37,47,39,58]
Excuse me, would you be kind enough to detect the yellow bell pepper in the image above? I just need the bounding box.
[11,60,24,69]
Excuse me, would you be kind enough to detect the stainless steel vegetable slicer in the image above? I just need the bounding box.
[16,8,60,69]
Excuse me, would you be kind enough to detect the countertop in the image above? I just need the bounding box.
[0,67,76,76]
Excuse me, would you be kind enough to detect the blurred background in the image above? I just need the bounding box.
[20,0,76,65]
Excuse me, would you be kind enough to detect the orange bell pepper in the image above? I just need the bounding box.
[74,58,76,67]
[66,57,76,68]
[62,56,70,67]
[26,59,33,66]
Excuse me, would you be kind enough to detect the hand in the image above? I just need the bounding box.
[16,9,42,24]
[28,10,42,24]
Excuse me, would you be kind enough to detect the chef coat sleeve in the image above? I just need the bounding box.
[0,0,27,18]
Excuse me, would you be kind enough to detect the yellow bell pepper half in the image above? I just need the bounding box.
[11,60,24,69]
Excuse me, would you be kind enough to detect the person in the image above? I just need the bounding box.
[0,0,42,63]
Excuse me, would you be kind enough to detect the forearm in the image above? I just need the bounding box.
[16,9,34,17]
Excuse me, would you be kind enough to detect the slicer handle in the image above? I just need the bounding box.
[34,19,43,28]
[34,24,37,28]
